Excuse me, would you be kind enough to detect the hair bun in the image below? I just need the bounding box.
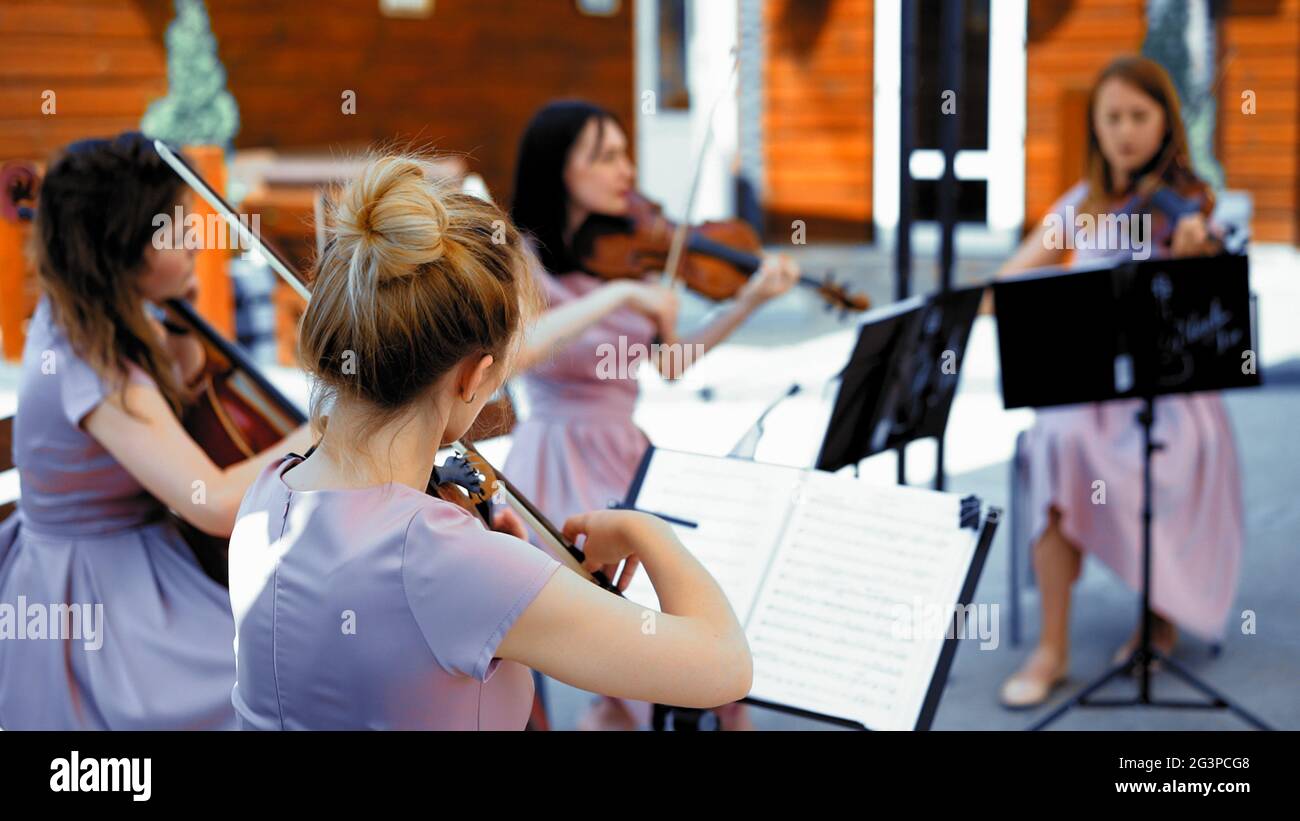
[333,155,451,285]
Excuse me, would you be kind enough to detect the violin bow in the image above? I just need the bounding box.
[154,140,312,301]
[156,139,623,596]
[660,46,741,291]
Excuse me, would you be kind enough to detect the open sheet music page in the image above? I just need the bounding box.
[622,449,982,730]
[620,451,802,619]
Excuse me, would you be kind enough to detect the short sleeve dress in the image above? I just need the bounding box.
[228,454,561,730]
[0,297,238,729]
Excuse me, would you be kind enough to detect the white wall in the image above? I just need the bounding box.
[635,0,738,223]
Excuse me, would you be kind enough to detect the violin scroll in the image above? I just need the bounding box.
[430,451,497,525]
[1,161,40,223]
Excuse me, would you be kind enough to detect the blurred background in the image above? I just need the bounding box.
[0,0,1296,729]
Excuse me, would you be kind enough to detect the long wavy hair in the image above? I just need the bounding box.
[1080,56,1213,216]
[33,132,189,415]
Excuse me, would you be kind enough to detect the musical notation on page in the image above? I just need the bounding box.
[622,448,985,730]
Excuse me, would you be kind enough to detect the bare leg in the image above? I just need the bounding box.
[1112,612,1179,667]
[1035,507,1082,654]
[576,696,640,731]
[1000,507,1081,707]
[714,702,754,731]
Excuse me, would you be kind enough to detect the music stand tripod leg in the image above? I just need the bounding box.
[1028,398,1273,731]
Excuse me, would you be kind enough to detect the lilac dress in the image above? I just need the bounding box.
[0,298,237,730]
[1019,182,1245,641]
[505,268,657,531]
[228,454,561,730]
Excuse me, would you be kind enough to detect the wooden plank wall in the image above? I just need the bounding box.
[1026,0,1300,244]
[763,0,873,242]
[208,0,634,205]
[0,0,635,206]
[1220,0,1300,244]
[0,0,170,160]
[1024,0,1147,230]
[1,0,1293,245]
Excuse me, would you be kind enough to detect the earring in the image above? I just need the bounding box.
[464,392,476,404]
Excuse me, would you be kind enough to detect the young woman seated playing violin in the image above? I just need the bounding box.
[503,99,800,730]
[995,56,1241,709]
[226,153,753,730]
[0,132,314,730]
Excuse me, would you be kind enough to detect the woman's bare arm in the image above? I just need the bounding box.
[497,512,752,708]
[84,382,315,536]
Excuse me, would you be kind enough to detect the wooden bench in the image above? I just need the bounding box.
[0,414,16,523]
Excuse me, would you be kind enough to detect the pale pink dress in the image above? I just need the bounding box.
[1020,182,1245,641]
[503,267,658,727]
[505,268,657,536]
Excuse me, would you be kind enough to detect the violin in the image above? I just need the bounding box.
[1117,177,1218,253]
[572,191,869,315]
[433,443,619,594]
[1109,130,1230,257]
[154,141,622,596]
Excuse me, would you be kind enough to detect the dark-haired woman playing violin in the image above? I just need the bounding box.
[504,100,799,730]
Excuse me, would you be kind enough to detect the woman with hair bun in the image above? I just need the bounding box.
[227,153,752,730]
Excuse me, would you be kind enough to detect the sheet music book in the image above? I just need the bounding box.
[622,447,997,731]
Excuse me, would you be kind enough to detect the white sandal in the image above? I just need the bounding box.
[999,660,1068,709]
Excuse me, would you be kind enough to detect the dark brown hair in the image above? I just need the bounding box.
[33,132,189,415]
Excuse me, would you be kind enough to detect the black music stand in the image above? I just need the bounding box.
[994,252,1271,730]
[660,287,982,732]
[815,285,984,479]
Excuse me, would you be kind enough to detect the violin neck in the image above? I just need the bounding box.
[687,232,761,274]
[165,298,306,426]
[453,441,620,595]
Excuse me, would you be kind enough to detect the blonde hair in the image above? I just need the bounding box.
[299,153,539,443]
